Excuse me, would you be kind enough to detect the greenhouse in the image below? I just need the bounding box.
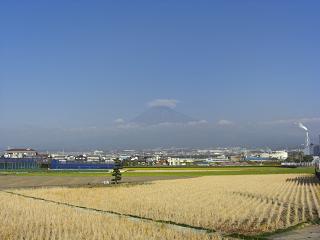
[0,158,39,170]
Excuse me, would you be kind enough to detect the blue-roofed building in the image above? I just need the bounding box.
[50,159,114,170]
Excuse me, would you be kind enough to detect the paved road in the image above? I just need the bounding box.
[0,175,191,189]
[269,225,320,240]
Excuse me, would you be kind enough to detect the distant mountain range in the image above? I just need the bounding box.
[130,106,195,126]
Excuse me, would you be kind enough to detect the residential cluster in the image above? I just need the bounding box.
[1,145,319,170]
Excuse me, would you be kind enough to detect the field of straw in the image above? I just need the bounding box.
[0,192,218,240]
[1,174,319,239]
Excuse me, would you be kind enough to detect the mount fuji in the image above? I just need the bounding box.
[130,106,195,126]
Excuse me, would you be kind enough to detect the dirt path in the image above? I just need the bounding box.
[0,175,192,189]
[126,169,241,172]
[269,225,320,240]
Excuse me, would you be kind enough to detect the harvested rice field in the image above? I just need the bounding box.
[0,192,218,240]
[1,174,319,239]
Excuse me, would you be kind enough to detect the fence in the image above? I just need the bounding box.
[0,158,40,170]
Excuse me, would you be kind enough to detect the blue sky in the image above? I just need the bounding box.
[0,0,319,150]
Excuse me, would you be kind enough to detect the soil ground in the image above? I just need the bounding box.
[0,175,191,189]
[269,224,320,240]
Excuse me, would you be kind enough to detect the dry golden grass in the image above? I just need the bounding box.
[9,174,320,235]
[0,192,219,240]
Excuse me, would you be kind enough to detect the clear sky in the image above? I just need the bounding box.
[1,0,319,150]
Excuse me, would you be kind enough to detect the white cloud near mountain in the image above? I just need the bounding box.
[217,119,234,126]
[187,120,208,126]
[148,99,179,109]
[114,118,125,124]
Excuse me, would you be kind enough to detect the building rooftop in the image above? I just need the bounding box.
[6,148,37,152]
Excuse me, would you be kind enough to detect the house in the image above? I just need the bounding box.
[167,157,196,166]
[87,155,101,162]
[155,158,169,166]
[4,148,37,158]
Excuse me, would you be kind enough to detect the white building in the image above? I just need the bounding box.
[93,150,104,156]
[50,154,67,160]
[167,157,195,166]
[87,155,101,162]
[260,151,288,160]
[4,148,37,158]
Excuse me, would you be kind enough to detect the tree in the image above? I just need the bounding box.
[111,158,122,184]
[303,155,314,162]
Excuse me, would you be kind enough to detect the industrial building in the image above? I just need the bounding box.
[312,144,320,156]
[309,135,320,157]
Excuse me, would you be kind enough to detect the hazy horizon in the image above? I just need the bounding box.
[1,0,319,150]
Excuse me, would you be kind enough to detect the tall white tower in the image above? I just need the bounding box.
[299,123,310,155]
[304,131,310,155]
